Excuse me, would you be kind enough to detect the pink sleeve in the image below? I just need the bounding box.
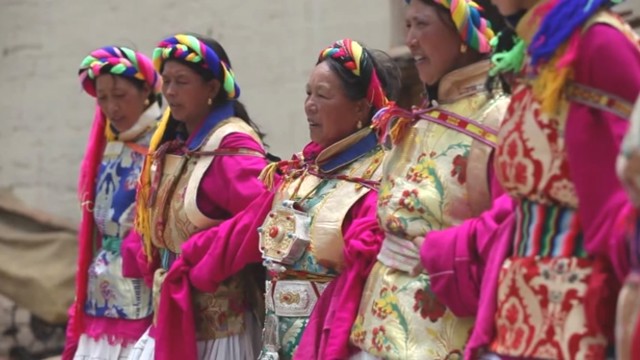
[185,190,275,291]
[566,24,640,280]
[121,231,143,278]
[420,168,515,316]
[121,230,157,287]
[296,191,384,360]
[196,132,269,218]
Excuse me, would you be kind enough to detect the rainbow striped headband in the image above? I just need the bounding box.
[318,38,389,110]
[153,34,240,99]
[78,46,161,97]
[406,0,495,53]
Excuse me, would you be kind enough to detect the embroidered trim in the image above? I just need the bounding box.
[565,82,634,119]
[421,108,499,147]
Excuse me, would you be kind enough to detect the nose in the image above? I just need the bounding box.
[106,100,119,117]
[163,82,176,98]
[304,97,317,116]
[405,27,418,49]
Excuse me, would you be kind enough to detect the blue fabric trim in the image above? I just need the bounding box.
[319,131,379,173]
[186,101,234,151]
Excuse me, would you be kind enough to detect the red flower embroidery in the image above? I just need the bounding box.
[398,189,425,214]
[506,138,519,160]
[413,289,446,322]
[505,302,520,325]
[514,161,528,185]
[450,154,468,184]
[371,326,390,353]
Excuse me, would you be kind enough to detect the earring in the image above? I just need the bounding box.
[144,98,150,106]
[357,120,363,129]
[208,98,213,106]
[460,44,468,54]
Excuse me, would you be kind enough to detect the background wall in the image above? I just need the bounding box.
[1,0,639,222]
[0,0,393,221]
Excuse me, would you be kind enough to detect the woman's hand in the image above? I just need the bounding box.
[377,234,424,276]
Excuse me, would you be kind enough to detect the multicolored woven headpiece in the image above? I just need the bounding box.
[152,34,240,99]
[78,46,161,97]
[406,0,495,53]
[318,38,389,110]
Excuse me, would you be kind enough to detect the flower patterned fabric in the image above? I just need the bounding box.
[352,61,508,359]
[85,132,153,320]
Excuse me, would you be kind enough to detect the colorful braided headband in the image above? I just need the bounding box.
[406,0,495,53]
[153,34,240,99]
[78,46,161,97]
[318,38,389,110]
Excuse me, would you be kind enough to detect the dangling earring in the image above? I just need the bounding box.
[208,98,213,106]
[357,120,363,129]
[144,98,150,106]
[460,44,468,54]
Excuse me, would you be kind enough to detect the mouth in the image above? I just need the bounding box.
[307,119,319,128]
[413,55,427,65]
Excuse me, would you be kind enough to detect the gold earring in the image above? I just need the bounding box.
[460,44,468,54]
[144,98,150,106]
[208,98,213,106]
[357,120,363,129]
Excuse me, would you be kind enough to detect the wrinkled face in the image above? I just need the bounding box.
[491,0,523,16]
[304,61,368,148]
[95,75,150,132]
[161,60,219,125]
[405,0,464,85]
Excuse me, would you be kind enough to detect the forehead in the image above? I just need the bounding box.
[95,74,134,92]
[405,0,442,19]
[308,61,341,87]
[161,60,199,77]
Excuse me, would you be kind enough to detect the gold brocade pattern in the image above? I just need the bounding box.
[352,61,508,359]
[149,118,263,340]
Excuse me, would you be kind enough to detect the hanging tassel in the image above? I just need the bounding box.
[372,103,416,145]
[135,107,171,262]
[489,32,526,77]
[259,162,280,190]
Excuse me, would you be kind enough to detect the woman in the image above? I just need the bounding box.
[418,0,640,358]
[63,46,162,360]
[348,0,510,359]
[125,34,270,360]
[150,38,400,360]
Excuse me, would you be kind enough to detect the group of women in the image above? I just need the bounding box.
[62,0,640,359]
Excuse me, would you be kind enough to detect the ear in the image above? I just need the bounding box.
[207,79,222,101]
[141,83,152,102]
[355,98,372,124]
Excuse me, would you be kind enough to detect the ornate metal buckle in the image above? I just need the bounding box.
[258,200,311,269]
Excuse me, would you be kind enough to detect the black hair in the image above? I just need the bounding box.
[321,46,401,121]
[161,34,267,142]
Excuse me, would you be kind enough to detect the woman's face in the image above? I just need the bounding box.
[95,75,150,132]
[304,61,369,148]
[405,0,464,85]
[161,60,219,125]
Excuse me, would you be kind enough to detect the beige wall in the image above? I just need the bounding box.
[0,0,393,221]
[2,0,639,222]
